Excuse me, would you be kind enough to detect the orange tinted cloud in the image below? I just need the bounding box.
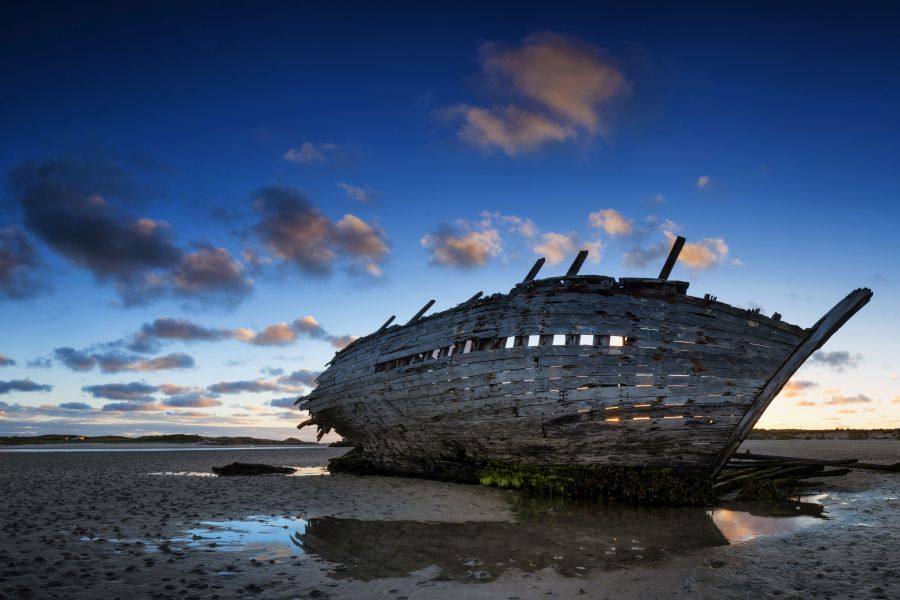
[825,393,873,405]
[663,231,730,269]
[781,380,819,398]
[454,105,575,155]
[249,323,297,346]
[448,33,629,154]
[421,221,502,267]
[483,33,629,133]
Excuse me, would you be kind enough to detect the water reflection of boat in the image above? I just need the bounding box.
[299,239,871,497]
[710,498,826,543]
[295,497,729,581]
[720,497,827,519]
[289,496,826,581]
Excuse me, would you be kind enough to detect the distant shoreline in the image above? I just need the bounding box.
[747,428,899,440]
[0,434,324,447]
[1,430,897,448]
[0,443,326,452]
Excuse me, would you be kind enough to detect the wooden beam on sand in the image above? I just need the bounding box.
[565,250,589,277]
[731,451,857,465]
[658,235,686,280]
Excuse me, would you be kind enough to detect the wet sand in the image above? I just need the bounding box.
[0,440,897,599]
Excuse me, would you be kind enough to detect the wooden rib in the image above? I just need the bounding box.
[658,236,686,280]
[522,258,546,282]
[406,299,436,325]
[376,315,396,333]
[710,288,873,476]
[565,250,589,277]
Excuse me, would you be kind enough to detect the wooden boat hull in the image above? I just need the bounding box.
[300,276,871,488]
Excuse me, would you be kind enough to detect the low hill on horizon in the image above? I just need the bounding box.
[0,433,321,446]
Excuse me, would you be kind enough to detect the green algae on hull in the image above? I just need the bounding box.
[476,463,715,505]
[330,448,714,505]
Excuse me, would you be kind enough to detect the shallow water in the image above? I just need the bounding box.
[88,495,828,582]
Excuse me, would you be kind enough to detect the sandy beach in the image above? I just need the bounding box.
[1,440,897,599]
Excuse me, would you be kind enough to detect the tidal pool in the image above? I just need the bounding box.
[92,495,828,582]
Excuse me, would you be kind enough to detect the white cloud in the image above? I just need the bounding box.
[283,142,338,164]
[480,211,537,237]
[338,182,373,202]
[588,208,633,236]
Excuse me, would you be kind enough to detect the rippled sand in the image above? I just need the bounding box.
[0,440,897,599]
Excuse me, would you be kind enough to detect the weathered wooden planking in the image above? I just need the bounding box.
[368,387,759,426]
[362,318,791,372]
[324,334,786,394]
[314,332,789,402]
[503,291,805,340]
[368,298,800,364]
[319,393,752,455]
[318,291,800,380]
[370,385,755,421]
[347,286,801,367]
[311,350,774,403]
[513,279,805,335]
[310,370,767,414]
[335,277,804,368]
[352,425,732,471]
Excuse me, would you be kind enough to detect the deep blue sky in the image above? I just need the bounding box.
[1,1,898,437]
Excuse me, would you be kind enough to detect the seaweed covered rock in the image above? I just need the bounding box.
[212,462,296,476]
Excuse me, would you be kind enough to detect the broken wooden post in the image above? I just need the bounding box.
[376,315,395,333]
[461,291,483,306]
[522,258,546,282]
[565,250,589,277]
[406,299,435,325]
[658,236,686,280]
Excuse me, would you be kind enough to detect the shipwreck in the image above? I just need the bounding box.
[297,237,871,503]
